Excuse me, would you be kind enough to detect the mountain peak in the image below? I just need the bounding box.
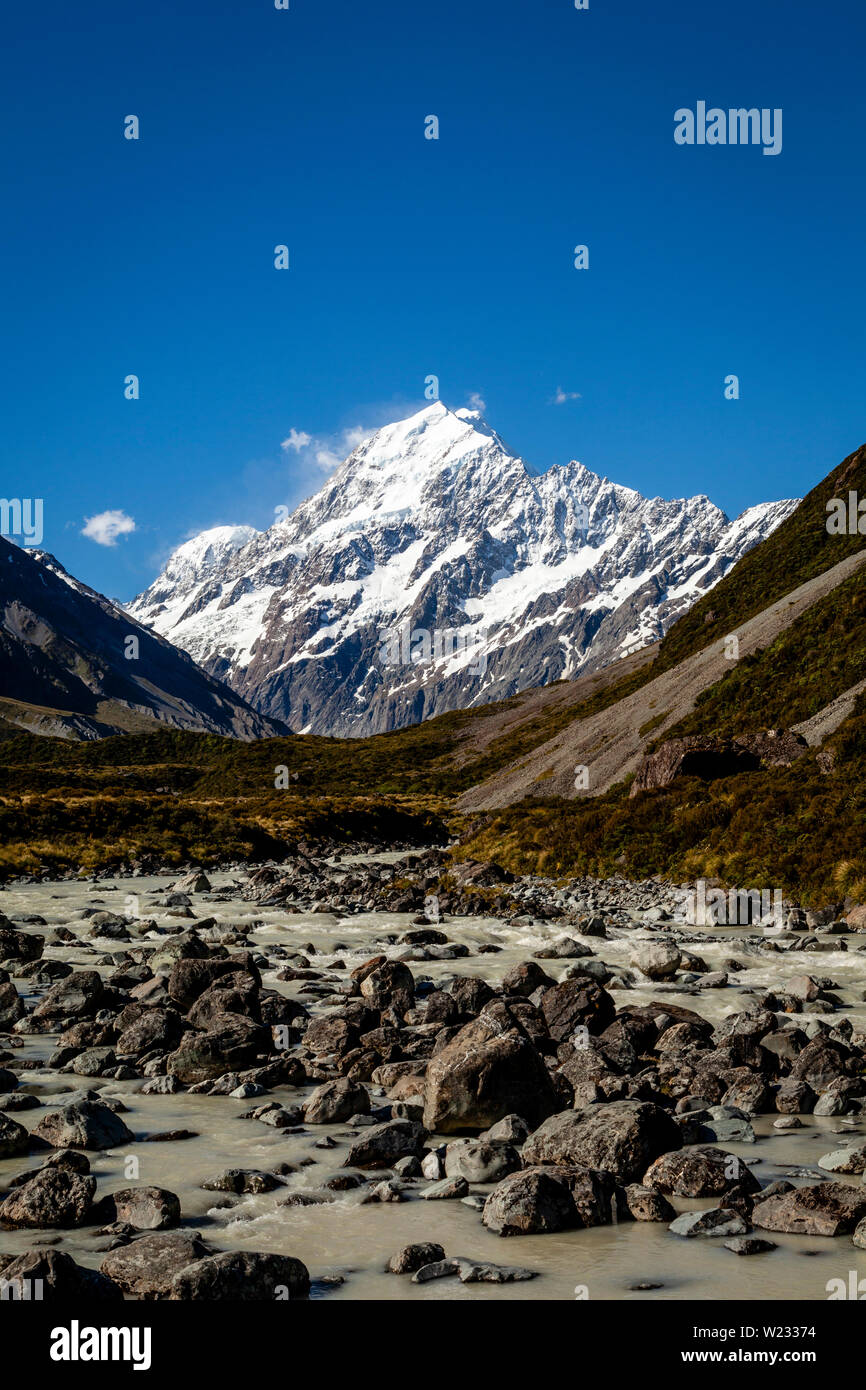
[129,404,800,737]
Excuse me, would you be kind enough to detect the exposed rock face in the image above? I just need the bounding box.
[128,403,796,736]
[422,1004,560,1134]
[522,1101,682,1183]
[630,731,808,796]
[0,533,285,741]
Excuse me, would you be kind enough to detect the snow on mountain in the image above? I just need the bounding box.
[128,403,800,735]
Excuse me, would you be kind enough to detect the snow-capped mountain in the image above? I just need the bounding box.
[128,403,799,736]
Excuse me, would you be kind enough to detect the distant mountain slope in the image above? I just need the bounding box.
[0,537,287,740]
[129,402,797,735]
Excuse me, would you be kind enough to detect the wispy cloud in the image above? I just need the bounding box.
[284,423,372,474]
[81,509,136,547]
[280,428,312,453]
[465,391,487,413]
[551,386,582,405]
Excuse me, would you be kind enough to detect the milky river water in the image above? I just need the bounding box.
[2,865,865,1302]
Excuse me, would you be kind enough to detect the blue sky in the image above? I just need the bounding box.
[3,0,865,598]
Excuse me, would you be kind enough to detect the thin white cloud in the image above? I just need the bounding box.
[466,391,487,413]
[552,386,582,404]
[280,428,312,453]
[81,509,136,547]
[282,424,372,475]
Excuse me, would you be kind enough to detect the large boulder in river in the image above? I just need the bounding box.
[97,1186,181,1231]
[482,1164,629,1236]
[0,1249,122,1300]
[0,979,25,1029]
[116,1007,183,1056]
[643,1145,760,1197]
[539,976,616,1041]
[168,958,259,1012]
[100,1232,211,1298]
[32,970,105,1020]
[0,1168,96,1228]
[304,1078,370,1124]
[0,927,43,964]
[166,1015,270,1083]
[169,1250,309,1301]
[345,1119,427,1169]
[523,1100,681,1183]
[0,1113,30,1158]
[423,1002,559,1134]
[631,942,682,980]
[359,960,415,1014]
[32,1100,134,1151]
[752,1182,866,1236]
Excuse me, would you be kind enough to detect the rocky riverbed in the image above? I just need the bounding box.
[1,847,866,1302]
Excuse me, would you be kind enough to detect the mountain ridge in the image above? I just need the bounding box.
[129,402,798,735]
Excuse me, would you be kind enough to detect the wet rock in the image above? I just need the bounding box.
[0,980,25,1029]
[200,1168,281,1196]
[422,1003,559,1134]
[444,1139,522,1184]
[70,1046,118,1078]
[422,1176,469,1200]
[167,958,258,1012]
[387,1242,446,1274]
[359,959,415,1013]
[97,1186,181,1230]
[169,1250,310,1300]
[32,1100,134,1151]
[523,1101,682,1183]
[116,1008,183,1055]
[643,1146,760,1198]
[166,1015,270,1084]
[625,1183,676,1222]
[457,1259,538,1283]
[304,1078,370,1125]
[411,1258,460,1282]
[482,1114,531,1144]
[818,1145,866,1174]
[752,1182,866,1236]
[775,1080,816,1114]
[724,1235,777,1255]
[539,976,616,1041]
[631,943,682,980]
[0,1167,96,1228]
[345,1119,428,1169]
[0,927,43,964]
[100,1231,212,1298]
[500,961,555,997]
[482,1164,627,1236]
[669,1208,749,1237]
[0,1113,29,1158]
[32,971,105,1020]
[0,1248,122,1300]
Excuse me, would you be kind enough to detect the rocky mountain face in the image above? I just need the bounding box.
[0,536,286,740]
[128,403,798,736]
